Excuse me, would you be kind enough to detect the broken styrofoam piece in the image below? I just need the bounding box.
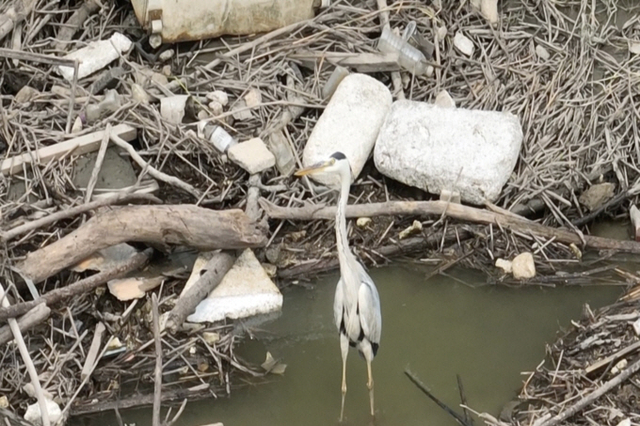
[480,0,498,24]
[187,249,283,323]
[374,100,523,205]
[495,258,512,274]
[512,252,536,279]
[206,90,229,106]
[303,73,392,186]
[161,95,189,124]
[228,138,276,174]
[24,398,62,426]
[58,32,133,81]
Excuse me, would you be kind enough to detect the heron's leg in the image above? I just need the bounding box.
[366,357,374,417]
[339,334,349,422]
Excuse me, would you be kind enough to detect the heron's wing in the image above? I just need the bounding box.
[357,277,382,345]
[334,277,345,331]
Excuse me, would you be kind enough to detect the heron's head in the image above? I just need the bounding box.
[294,151,351,188]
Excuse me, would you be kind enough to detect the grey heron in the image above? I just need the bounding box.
[295,151,382,421]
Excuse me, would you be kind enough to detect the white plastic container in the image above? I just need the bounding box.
[377,26,428,75]
[58,32,132,81]
[302,73,392,186]
[130,0,316,44]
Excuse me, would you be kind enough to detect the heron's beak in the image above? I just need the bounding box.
[294,161,331,176]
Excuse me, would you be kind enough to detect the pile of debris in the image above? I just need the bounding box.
[2,0,640,424]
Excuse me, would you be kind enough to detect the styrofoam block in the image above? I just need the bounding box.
[58,32,132,81]
[302,73,392,186]
[374,100,523,205]
[187,249,283,323]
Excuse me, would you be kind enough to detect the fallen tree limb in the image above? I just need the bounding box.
[538,355,640,426]
[17,206,266,283]
[165,252,235,333]
[278,228,471,279]
[54,0,100,50]
[0,192,160,242]
[261,198,640,255]
[0,303,50,345]
[0,249,152,322]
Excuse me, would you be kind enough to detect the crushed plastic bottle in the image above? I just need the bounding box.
[197,121,237,153]
[266,129,296,176]
[377,25,428,76]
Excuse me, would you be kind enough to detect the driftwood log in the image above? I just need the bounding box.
[164,251,235,333]
[0,249,152,322]
[260,198,640,254]
[17,205,267,283]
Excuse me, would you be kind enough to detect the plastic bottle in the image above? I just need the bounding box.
[266,129,296,176]
[377,26,428,75]
[84,90,122,123]
[197,121,237,153]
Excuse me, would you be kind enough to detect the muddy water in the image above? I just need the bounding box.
[102,264,621,426]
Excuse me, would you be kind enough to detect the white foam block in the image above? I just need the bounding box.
[302,73,392,186]
[58,32,132,81]
[374,100,523,205]
[187,249,283,323]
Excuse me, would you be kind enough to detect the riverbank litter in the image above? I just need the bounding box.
[2,0,640,425]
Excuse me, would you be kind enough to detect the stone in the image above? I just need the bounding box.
[374,100,523,205]
[480,0,499,24]
[187,249,283,323]
[227,138,275,174]
[159,49,174,62]
[231,100,253,121]
[356,217,372,228]
[630,41,640,55]
[536,45,550,60]
[24,398,62,426]
[579,182,615,211]
[244,88,262,108]
[495,258,512,274]
[160,95,189,124]
[14,86,39,104]
[206,90,229,106]
[58,32,132,81]
[454,32,474,56]
[302,73,392,186]
[131,83,151,104]
[512,252,535,279]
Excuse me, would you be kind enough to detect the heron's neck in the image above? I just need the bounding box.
[335,173,356,271]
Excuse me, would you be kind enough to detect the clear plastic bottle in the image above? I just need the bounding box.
[377,26,428,76]
[198,121,237,153]
[266,129,296,176]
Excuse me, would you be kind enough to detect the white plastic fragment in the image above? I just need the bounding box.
[630,41,640,55]
[303,73,392,186]
[399,220,422,239]
[480,0,499,24]
[206,90,229,106]
[512,252,536,279]
[611,358,628,375]
[374,100,523,204]
[453,32,474,56]
[24,398,62,426]
[632,317,640,336]
[58,32,133,81]
[187,249,283,323]
[228,138,276,174]
[244,88,262,108]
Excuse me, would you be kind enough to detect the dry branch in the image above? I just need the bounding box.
[165,252,235,333]
[54,0,100,50]
[261,199,640,255]
[17,206,266,283]
[0,303,50,345]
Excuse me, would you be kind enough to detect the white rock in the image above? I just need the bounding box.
[303,73,392,186]
[495,258,512,274]
[231,100,253,121]
[453,32,474,56]
[228,138,276,174]
[535,45,550,60]
[24,398,62,426]
[160,95,189,124]
[187,249,283,323]
[630,41,640,55]
[579,182,615,211]
[434,90,455,108]
[374,100,523,205]
[206,90,229,106]
[512,252,536,279]
[58,32,132,81]
[356,217,372,228]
